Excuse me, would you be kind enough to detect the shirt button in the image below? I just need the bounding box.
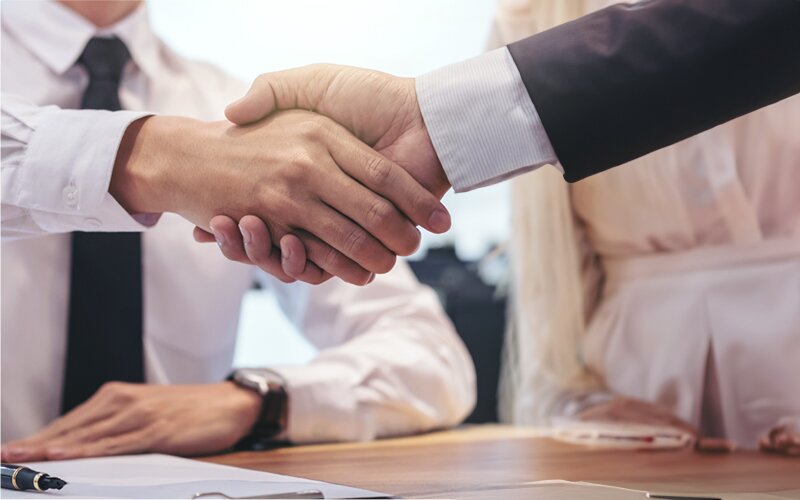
[83,218,102,230]
[62,186,79,207]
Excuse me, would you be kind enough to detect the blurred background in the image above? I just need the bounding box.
[150,0,509,421]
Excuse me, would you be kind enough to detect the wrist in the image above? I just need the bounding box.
[224,381,263,438]
[228,369,289,444]
[109,115,206,215]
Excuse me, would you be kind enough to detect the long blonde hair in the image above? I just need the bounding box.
[496,0,604,425]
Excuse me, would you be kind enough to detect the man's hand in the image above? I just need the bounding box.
[196,65,453,282]
[0,382,261,461]
[226,65,450,198]
[113,109,448,285]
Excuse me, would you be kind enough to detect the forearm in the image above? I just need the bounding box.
[270,265,476,443]
[508,0,800,180]
[1,94,153,238]
[274,324,475,443]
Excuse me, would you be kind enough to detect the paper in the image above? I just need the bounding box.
[1,454,391,499]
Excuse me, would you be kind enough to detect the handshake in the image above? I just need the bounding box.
[112,65,452,286]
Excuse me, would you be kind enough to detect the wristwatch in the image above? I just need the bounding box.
[228,368,289,447]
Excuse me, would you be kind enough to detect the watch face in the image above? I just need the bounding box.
[236,369,271,395]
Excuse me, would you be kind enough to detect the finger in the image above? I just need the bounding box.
[14,392,119,445]
[328,130,451,235]
[318,157,422,257]
[193,226,216,243]
[278,234,333,284]
[49,426,158,460]
[225,77,278,125]
[209,216,249,264]
[238,215,296,284]
[279,233,307,277]
[1,442,50,462]
[301,199,397,276]
[225,66,337,125]
[296,231,374,285]
[44,410,145,459]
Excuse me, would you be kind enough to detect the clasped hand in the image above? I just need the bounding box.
[190,65,452,285]
[114,76,451,285]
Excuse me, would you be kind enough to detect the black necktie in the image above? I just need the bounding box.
[61,37,144,414]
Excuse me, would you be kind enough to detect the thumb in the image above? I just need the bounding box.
[226,65,335,125]
[225,76,278,125]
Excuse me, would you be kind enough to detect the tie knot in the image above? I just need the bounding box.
[78,36,131,83]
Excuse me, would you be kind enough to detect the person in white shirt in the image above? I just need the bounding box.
[0,0,475,462]
[492,0,799,456]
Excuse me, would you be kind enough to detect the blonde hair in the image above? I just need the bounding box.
[496,0,604,425]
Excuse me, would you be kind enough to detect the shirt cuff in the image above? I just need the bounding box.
[416,47,560,193]
[269,363,364,444]
[15,107,155,232]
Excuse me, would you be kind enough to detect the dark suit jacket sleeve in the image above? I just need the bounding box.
[506,0,800,182]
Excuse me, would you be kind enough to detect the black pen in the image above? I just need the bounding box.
[1,463,67,492]
[647,494,722,500]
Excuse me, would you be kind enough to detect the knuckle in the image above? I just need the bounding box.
[288,151,313,171]
[342,228,369,258]
[254,73,272,89]
[365,155,392,187]
[295,118,325,141]
[98,381,128,399]
[322,245,344,270]
[365,199,395,226]
[131,404,156,422]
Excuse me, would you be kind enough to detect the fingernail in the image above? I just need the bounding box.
[367,273,376,284]
[239,224,252,245]
[211,227,226,247]
[428,208,451,233]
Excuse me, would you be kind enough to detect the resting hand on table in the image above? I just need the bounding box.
[576,396,743,452]
[0,382,261,461]
[197,65,453,282]
[575,395,699,437]
[759,417,800,456]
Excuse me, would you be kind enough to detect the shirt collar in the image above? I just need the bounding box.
[2,1,160,78]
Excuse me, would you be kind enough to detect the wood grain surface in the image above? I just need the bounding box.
[202,425,800,499]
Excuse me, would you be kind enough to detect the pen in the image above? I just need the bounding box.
[1,463,67,492]
[647,493,722,500]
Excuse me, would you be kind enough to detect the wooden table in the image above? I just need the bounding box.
[204,425,800,499]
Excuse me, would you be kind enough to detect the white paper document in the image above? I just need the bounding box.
[2,454,391,499]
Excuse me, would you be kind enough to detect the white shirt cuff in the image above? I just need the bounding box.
[416,47,560,193]
[14,107,154,232]
[269,362,364,444]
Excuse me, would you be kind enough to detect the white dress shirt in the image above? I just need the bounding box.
[0,1,475,444]
[493,0,800,448]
